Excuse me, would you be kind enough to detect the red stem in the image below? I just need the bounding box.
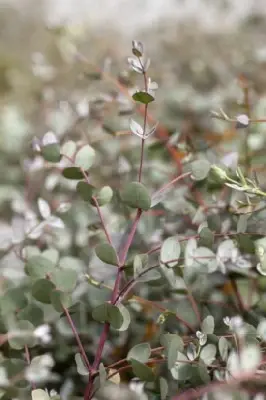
[63,306,91,372]
[85,209,143,399]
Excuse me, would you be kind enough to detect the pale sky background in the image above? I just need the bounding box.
[2,0,266,34]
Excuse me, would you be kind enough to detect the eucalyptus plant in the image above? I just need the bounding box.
[2,38,266,400]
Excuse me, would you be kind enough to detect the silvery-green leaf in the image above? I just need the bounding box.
[75,144,96,170]
[257,319,266,340]
[218,337,229,361]
[42,131,58,146]
[38,198,51,219]
[130,119,143,138]
[160,236,180,268]
[75,353,89,376]
[128,57,143,73]
[200,344,216,366]
[201,315,215,335]
[61,140,77,159]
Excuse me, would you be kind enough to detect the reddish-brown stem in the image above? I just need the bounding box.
[92,196,114,247]
[85,209,143,399]
[186,285,201,326]
[154,172,191,197]
[63,306,91,372]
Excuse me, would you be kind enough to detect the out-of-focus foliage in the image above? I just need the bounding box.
[2,2,266,400]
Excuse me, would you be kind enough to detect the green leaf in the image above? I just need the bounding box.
[8,320,36,350]
[127,343,151,363]
[50,289,72,312]
[159,377,168,400]
[91,186,113,207]
[92,303,123,329]
[51,269,78,292]
[237,214,249,233]
[75,353,89,376]
[95,242,118,265]
[165,334,184,369]
[117,303,131,331]
[191,159,211,181]
[170,352,191,381]
[198,227,214,248]
[62,167,85,180]
[31,279,56,304]
[41,248,59,265]
[99,363,107,385]
[120,181,151,210]
[17,304,44,327]
[200,344,216,366]
[61,140,77,159]
[75,144,96,170]
[130,359,155,381]
[197,360,211,383]
[42,143,61,163]
[201,315,215,335]
[132,91,154,104]
[133,254,160,282]
[76,181,95,201]
[0,288,28,315]
[160,236,181,268]
[219,337,229,361]
[25,256,55,279]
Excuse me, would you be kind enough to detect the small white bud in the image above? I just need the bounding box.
[236,114,249,129]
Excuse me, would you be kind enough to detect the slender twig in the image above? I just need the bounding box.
[63,306,91,372]
[154,172,191,197]
[185,285,202,326]
[92,196,114,247]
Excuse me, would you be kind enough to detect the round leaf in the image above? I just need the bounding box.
[200,344,216,366]
[127,343,151,363]
[130,359,154,382]
[50,289,72,312]
[75,353,89,376]
[0,288,28,315]
[92,186,113,207]
[75,144,95,170]
[31,279,56,304]
[51,269,78,292]
[92,303,123,329]
[42,143,61,163]
[218,337,229,361]
[61,140,77,159]
[76,181,95,201]
[63,167,85,180]
[120,182,151,210]
[25,256,55,279]
[95,242,118,265]
[17,304,44,327]
[201,315,215,335]
[132,91,154,104]
[191,159,211,181]
[8,320,36,350]
[160,236,180,268]
[117,304,131,331]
